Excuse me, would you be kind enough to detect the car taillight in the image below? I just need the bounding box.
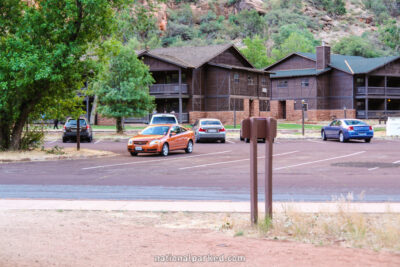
[348,126,354,131]
[199,128,206,132]
[369,126,373,130]
[86,125,89,130]
[63,125,66,129]
[219,128,225,132]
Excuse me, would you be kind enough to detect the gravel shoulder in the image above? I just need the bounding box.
[1,210,399,267]
[0,148,116,163]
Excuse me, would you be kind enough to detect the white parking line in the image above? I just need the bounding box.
[307,140,326,144]
[179,151,299,170]
[274,151,366,171]
[368,167,379,171]
[48,140,57,144]
[82,150,232,170]
[94,140,101,144]
[226,140,235,144]
[393,160,400,164]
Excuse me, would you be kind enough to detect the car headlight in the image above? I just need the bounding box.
[128,140,133,145]
[149,140,160,146]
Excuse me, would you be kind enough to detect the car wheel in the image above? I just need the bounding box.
[321,130,327,141]
[195,137,201,143]
[185,140,193,153]
[339,132,346,143]
[161,143,169,156]
[221,139,225,143]
[240,137,244,141]
[62,137,67,143]
[88,136,92,143]
[130,152,138,156]
[245,138,250,143]
[365,138,371,143]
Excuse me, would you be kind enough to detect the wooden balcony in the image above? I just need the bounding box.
[356,110,400,119]
[149,84,188,95]
[356,87,400,96]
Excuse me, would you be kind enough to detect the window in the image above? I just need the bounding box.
[356,77,365,85]
[247,75,254,85]
[259,100,270,112]
[277,80,288,88]
[234,73,239,84]
[261,77,267,86]
[301,78,309,87]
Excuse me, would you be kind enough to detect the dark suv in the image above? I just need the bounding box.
[62,118,93,143]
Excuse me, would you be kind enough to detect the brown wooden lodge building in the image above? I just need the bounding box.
[97,43,400,125]
[265,45,400,121]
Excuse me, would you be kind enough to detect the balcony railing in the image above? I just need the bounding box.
[356,110,400,119]
[150,84,188,95]
[356,87,400,96]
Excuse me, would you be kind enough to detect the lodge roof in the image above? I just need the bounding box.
[265,51,400,77]
[137,43,255,69]
[298,52,400,74]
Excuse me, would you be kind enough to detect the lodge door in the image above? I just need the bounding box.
[280,101,286,119]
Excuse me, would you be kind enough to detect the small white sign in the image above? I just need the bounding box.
[386,117,400,136]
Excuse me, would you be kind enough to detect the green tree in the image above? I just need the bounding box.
[272,32,317,60]
[332,35,384,57]
[0,0,124,150]
[95,44,155,134]
[379,19,400,53]
[240,36,274,69]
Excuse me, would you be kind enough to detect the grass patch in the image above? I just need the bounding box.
[92,125,145,130]
[278,123,323,131]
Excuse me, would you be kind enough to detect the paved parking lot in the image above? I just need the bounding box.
[1,138,400,201]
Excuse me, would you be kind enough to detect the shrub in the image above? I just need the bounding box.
[310,0,347,16]
[20,126,45,151]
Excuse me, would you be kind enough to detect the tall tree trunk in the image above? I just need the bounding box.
[10,105,31,150]
[90,95,98,125]
[0,122,11,150]
[116,117,123,134]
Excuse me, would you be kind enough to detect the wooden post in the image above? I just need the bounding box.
[365,75,369,119]
[76,117,80,151]
[384,76,387,115]
[250,117,258,225]
[265,118,274,220]
[179,68,182,123]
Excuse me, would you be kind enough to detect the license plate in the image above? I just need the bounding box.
[359,133,366,135]
[208,129,217,133]
[135,146,143,151]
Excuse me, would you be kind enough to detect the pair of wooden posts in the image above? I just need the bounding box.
[241,117,277,224]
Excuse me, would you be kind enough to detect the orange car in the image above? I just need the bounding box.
[127,124,195,156]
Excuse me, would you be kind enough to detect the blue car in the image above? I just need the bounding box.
[321,119,374,143]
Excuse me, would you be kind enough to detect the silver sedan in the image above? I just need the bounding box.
[192,118,226,143]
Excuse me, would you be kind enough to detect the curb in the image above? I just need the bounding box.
[1,200,400,213]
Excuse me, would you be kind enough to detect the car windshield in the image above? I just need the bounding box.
[344,120,367,126]
[201,120,221,126]
[141,126,170,135]
[152,116,176,124]
[67,119,86,126]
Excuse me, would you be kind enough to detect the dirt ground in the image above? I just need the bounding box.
[1,210,399,267]
[0,147,116,163]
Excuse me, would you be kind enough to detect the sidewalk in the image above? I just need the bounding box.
[1,199,400,213]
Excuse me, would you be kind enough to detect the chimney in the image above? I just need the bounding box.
[316,43,330,70]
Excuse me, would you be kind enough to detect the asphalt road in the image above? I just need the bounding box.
[1,138,400,202]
